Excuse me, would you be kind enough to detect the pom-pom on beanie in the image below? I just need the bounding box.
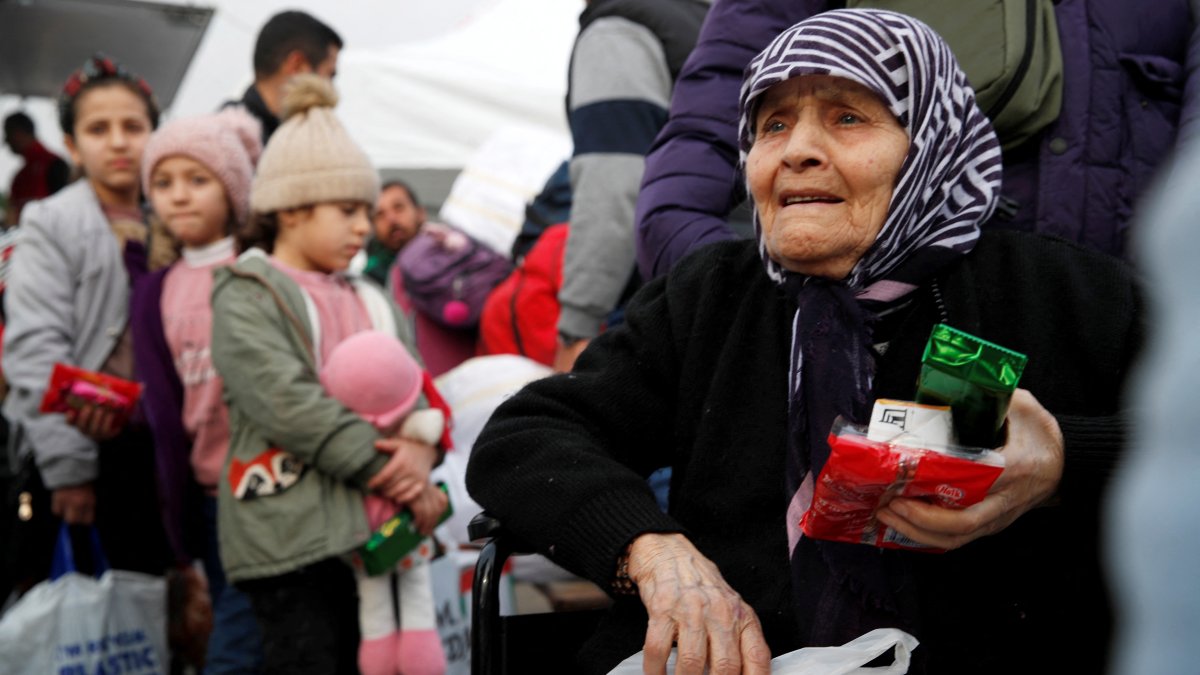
[250,74,380,214]
[141,108,262,225]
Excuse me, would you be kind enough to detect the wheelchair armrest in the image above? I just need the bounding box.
[467,511,504,543]
[468,511,538,555]
[469,510,608,673]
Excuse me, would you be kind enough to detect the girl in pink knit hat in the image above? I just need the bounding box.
[132,106,265,671]
[321,330,450,675]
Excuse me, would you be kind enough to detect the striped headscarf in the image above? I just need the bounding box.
[738,10,1002,643]
[739,9,1001,289]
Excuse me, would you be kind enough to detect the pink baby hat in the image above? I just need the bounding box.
[321,331,424,430]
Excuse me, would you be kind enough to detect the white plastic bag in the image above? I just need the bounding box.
[770,629,918,674]
[608,627,918,674]
[0,526,168,674]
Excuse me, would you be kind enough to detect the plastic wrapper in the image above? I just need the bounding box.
[38,363,142,427]
[799,418,1004,551]
[915,323,1026,448]
[359,483,453,576]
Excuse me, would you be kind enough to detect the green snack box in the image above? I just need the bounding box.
[359,483,452,577]
[915,324,1027,449]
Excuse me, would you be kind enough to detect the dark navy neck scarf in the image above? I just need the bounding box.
[737,9,1002,642]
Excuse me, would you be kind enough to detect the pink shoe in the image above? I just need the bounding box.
[359,632,400,675]
[396,629,446,675]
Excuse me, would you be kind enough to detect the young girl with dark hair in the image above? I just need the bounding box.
[3,53,172,585]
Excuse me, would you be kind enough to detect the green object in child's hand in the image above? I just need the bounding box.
[915,324,1027,449]
[359,483,452,577]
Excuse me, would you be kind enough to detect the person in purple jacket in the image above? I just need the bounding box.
[635,0,1200,277]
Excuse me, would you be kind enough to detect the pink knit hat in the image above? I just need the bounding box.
[320,331,424,431]
[141,107,262,225]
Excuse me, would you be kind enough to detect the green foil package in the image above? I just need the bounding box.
[915,324,1027,449]
[359,483,452,577]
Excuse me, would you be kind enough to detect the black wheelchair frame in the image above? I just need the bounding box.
[468,512,606,674]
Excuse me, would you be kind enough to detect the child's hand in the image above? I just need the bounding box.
[408,484,449,536]
[52,483,96,525]
[368,438,439,503]
[65,401,123,441]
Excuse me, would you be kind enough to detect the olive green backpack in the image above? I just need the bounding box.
[847,0,1063,150]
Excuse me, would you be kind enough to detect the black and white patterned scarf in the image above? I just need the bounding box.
[737,9,1002,643]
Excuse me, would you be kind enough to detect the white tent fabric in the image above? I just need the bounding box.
[1,0,579,190]
[336,0,575,170]
[439,125,571,254]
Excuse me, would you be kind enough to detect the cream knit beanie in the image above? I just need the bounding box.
[250,74,379,213]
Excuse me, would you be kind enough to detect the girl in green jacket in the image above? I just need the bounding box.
[210,75,440,675]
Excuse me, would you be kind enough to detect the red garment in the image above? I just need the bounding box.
[478,224,568,366]
[9,141,67,221]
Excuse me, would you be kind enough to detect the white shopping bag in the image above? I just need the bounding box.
[609,627,918,675]
[0,527,168,674]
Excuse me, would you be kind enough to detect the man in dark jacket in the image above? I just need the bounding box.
[229,10,343,144]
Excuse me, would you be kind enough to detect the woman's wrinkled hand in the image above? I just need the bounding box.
[628,533,771,675]
[407,483,449,535]
[52,483,96,525]
[876,388,1064,550]
[367,437,438,504]
[65,402,123,441]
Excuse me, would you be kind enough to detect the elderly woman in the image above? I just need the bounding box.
[466,10,1141,675]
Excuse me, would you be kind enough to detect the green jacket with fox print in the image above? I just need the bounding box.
[211,249,422,582]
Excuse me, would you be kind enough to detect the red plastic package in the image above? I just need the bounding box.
[38,363,142,424]
[799,418,1004,551]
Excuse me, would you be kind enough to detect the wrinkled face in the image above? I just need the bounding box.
[373,184,425,251]
[65,84,153,205]
[746,75,908,280]
[149,155,231,248]
[277,201,371,273]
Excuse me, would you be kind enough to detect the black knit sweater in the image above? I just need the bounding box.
[466,230,1143,674]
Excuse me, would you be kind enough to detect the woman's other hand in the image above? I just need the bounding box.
[52,483,96,525]
[876,388,1064,550]
[628,533,771,675]
[367,437,438,504]
[65,402,123,441]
